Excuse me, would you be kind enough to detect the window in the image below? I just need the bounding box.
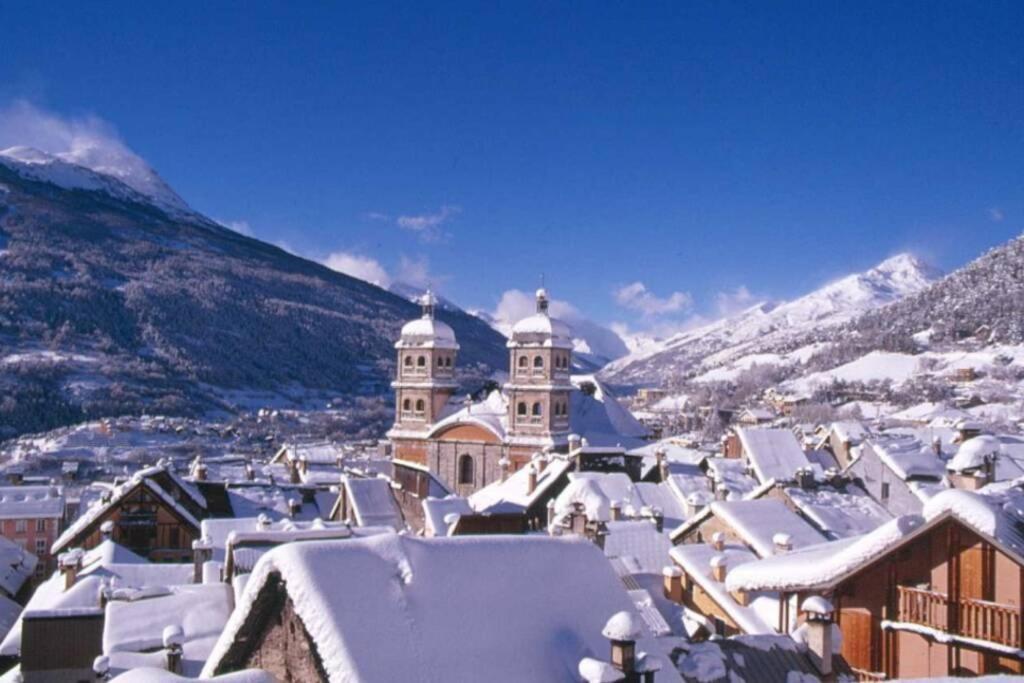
[532,402,542,416]
[533,356,544,368]
[417,356,426,367]
[881,482,890,501]
[35,539,46,556]
[14,520,25,535]
[458,454,474,485]
[403,398,411,412]
[445,357,452,367]
[35,519,46,533]
[404,356,413,367]
[415,399,425,414]
[517,402,527,416]
[518,356,528,371]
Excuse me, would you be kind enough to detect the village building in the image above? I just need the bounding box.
[846,433,950,516]
[387,289,648,502]
[723,483,1024,679]
[0,485,65,587]
[201,533,682,682]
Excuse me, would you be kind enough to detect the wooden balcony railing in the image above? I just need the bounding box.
[897,585,1022,647]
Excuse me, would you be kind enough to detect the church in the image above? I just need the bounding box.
[387,288,649,496]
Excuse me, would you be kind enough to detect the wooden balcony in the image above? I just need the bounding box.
[897,585,1022,648]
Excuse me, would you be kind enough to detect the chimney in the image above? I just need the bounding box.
[773,532,793,554]
[662,565,683,603]
[257,513,271,531]
[245,462,255,481]
[711,531,726,552]
[287,498,301,519]
[710,554,727,582]
[546,499,557,528]
[163,624,185,674]
[192,537,213,584]
[288,459,301,484]
[568,433,582,452]
[641,505,664,532]
[609,500,623,521]
[932,436,942,456]
[795,466,815,490]
[602,611,642,675]
[499,457,511,482]
[526,466,538,496]
[800,596,835,679]
[100,520,114,542]
[655,447,668,482]
[713,477,728,501]
[59,550,83,591]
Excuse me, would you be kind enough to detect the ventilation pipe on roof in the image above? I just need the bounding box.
[655,447,668,482]
[163,624,185,674]
[526,465,538,496]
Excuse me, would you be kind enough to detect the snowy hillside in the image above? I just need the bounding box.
[0,150,507,439]
[601,254,941,387]
[0,145,192,217]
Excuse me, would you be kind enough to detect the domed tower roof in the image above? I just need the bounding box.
[396,290,459,349]
[509,288,573,349]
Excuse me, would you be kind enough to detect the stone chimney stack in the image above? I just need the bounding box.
[801,596,836,679]
[59,550,83,591]
[192,537,213,584]
[162,624,185,674]
[609,500,623,521]
[662,565,683,603]
[526,465,538,496]
[580,611,661,682]
[932,436,942,456]
[795,466,815,490]
[655,447,668,482]
[711,531,726,552]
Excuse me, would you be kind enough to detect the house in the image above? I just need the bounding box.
[387,290,648,498]
[671,498,827,557]
[723,482,1024,679]
[201,533,682,682]
[0,484,66,586]
[465,453,574,530]
[819,421,871,469]
[51,464,208,562]
[725,428,814,484]
[330,475,405,530]
[847,434,950,515]
[736,408,775,426]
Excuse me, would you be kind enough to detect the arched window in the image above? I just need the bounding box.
[404,356,413,367]
[445,357,452,367]
[458,454,474,485]
[415,399,425,413]
[436,356,443,367]
[517,402,527,416]
[533,356,544,368]
[518,356,528,368]
[554,402,562,416]
[417,356,426,367]
[402,398,411,412]
[532,402,542,416]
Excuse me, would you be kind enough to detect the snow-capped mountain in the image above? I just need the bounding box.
[0,145,192,217]
[0,148,507,439]
[601,254,941,387]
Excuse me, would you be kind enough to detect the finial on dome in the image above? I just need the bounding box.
[536,287,549,314]
[419,289,437,319]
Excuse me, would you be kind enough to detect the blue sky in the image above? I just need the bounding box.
[0,1,1021,335]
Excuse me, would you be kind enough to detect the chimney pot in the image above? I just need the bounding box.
[526,466,538,495]
[711,531,726,552]
[800,596,836,677]
[663,565,683,602]
[609,500,623,521]
[710,553,727,582]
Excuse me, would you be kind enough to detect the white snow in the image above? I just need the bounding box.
[710,499,827,557]
[736,428,813,483]
[203,533,683,682]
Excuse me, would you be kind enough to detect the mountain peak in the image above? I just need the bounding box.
[0,144,191,217]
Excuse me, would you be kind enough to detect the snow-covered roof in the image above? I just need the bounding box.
[709,499,826,557]
[508,313,573,349]
[783,485,892,540]
[735,428,812,483]
[947,435,1001,473]
[858,435,947,481]
[200,517,358,563]
[204,534,682,682]
[0,594,21,651]
[421,496,473,536]
[0,485,65,519]
[110,669,277,683]
[0,568,107,656]
[52,474,201,555]
[725,515,926,593]
[922,483,1024,560]
[830,421,869,445]
[0,536,36,597]
[341,476,403,530]
[396,316,458,350]
[669,542,777,635]
[104,584,234,677]
[469,456,572,512]
[603,520,673,575]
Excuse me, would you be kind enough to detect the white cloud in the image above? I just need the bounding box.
[396,205,459,241]
[989,207,1005,223]
[491,289,580,328]
[323,251,391,288]
[613,281,692,317]
[714,285,757,317]
[395,255,438,289]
